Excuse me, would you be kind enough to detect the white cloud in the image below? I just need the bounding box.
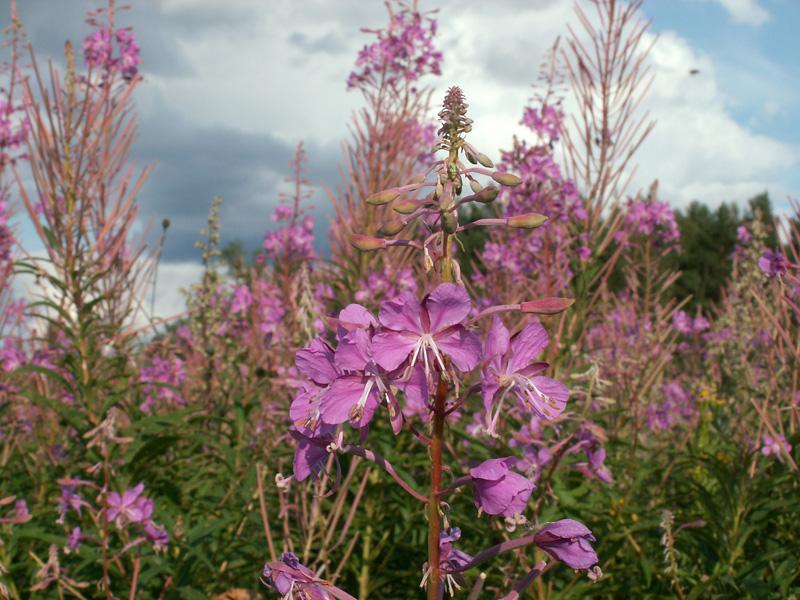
[714,0,770,26]
[635,31,795,207]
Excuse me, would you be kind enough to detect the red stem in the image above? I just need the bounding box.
[426,375,447,599]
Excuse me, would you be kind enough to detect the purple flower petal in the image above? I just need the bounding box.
[372,330,418,371]
[434,327,481,372]
[378,291,423,333]
[338,303,377,329]
[424,283,472,333]
[508,322,549,374]
[484,317,510,359]
[335,329,372,372]
[320,375,379,426]
[296,339,338,385]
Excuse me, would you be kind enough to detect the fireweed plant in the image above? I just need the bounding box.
[266,87,600,599]
[2,0,800,598]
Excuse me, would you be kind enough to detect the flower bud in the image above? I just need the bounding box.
[350,234,386,251]
[508,213,548,229]
[475,185,500,203]
[520,297,575,315]
[469,179,482,194]
[393,199,419,215]
[492,172,522,187]
[477,153,494,168]
[378,219,406,237]
[365,189,399,206]
[464,147,478,164]
[442,210,459,234]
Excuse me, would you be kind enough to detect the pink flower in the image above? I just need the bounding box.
[534,519,598,570]
[470,457,534,517]
[106,483,153,527]
[482,318,569,434]
[371,284,481,378]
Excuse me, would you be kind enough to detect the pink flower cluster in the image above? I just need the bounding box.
[477,99,585,295]
[138,356,187,413]
[82,26,141,81]
[0,100,29,166]
[354,264,417,305]
[522,103,563,142]
[645,382,697,431]
[619,196,680,251]
[347,0,442,91]
[262,205,315,263]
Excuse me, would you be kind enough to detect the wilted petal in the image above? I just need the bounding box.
[425,283,472,333]
[293,435,329,482]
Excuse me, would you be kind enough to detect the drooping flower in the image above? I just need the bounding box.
[144,521,169,550]
[469,457,534,517]
[573,447,613,485]
[534,519,598,570]
[290,339,341,434]
[482,318,569,434]
[372,284,481,378]
[291,425,336,482]
[262,552,351,599]
[66,527,82,553]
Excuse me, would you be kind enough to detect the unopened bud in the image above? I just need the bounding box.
[520,297,575,315]
[492,172,522,187]
[350,234,386,251]
[442,211,459,234]
[469,179,482,194]
[475,185,500,203]
[378,219,406,236]
[393,200,419,215]
[464,147,478,164]
[365,189,400,206]
[423,247,434,273]
[477,153,494,168]
[162,218,171,229]
[507,212,548,229]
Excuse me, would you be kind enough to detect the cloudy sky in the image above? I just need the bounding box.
[7,0,799,315]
